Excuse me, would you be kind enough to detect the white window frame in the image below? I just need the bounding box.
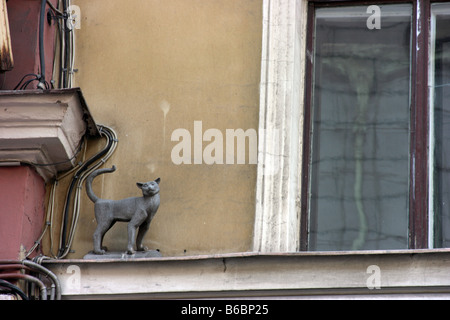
[253,0,308,252]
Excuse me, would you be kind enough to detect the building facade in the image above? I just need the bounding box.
[1,0,450,300]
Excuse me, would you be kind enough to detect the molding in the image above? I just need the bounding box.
[253,0,308,252]
[0,88,98,181]
[43,250,450,299]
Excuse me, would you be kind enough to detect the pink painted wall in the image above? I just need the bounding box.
[0,166,46,260]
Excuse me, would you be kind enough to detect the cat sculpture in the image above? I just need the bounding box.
[85,165,160,255]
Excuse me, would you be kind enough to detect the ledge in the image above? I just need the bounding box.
[0,88,98,181]
[42,249,450,299]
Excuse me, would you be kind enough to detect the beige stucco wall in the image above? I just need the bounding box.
[44,0,263,258]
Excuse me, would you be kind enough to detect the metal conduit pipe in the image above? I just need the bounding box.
[0,260,61,300]
[23,260,61,300]
[0,273,47,300]
[0,264,32,272]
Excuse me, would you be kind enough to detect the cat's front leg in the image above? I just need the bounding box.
[127,224,138,255]
[128,211,148,255]
[136,221,150,252]
[137,244,149,251]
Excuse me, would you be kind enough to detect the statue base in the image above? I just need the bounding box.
[83,250,162,260]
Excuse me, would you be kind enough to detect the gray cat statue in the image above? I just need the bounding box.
[85,165,160,255]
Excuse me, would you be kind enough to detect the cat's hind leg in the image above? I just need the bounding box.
[93,219,115,254]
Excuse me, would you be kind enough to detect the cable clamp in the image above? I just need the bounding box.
[37,81,46,90]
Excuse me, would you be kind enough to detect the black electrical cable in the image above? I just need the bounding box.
[21,78,49,90]
[58,127,115,258]
[0,279,29,300]
[46,0,63,16]
[57,0,63,89]
[38,0,47,89]
[62,0,70,88]
[13,73,39,90]
[20,79,37,90]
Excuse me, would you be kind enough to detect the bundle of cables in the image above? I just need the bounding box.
[11,0,76,91]
[24,124,118,260]
[0,259,61,300]
[13,73,51,90]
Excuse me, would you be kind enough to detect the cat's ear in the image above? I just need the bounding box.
[155,178,161,184]
[136,182,144,189]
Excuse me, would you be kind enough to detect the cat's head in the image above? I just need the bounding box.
[136,178,160,197]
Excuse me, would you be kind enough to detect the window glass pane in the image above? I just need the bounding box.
[430,3,450,248]
[308,4,412,251]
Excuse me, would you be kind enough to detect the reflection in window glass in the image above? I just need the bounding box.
[430,3,450,248]
[308,4,412,250]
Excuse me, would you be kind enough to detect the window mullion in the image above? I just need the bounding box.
[409,0,430,249]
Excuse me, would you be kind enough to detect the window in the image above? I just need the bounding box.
[430,3,450,248]
[302,0,450,251]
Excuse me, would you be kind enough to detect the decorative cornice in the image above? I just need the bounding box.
[0,88,99,181]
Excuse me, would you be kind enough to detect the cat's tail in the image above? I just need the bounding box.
[85,165,117,203]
